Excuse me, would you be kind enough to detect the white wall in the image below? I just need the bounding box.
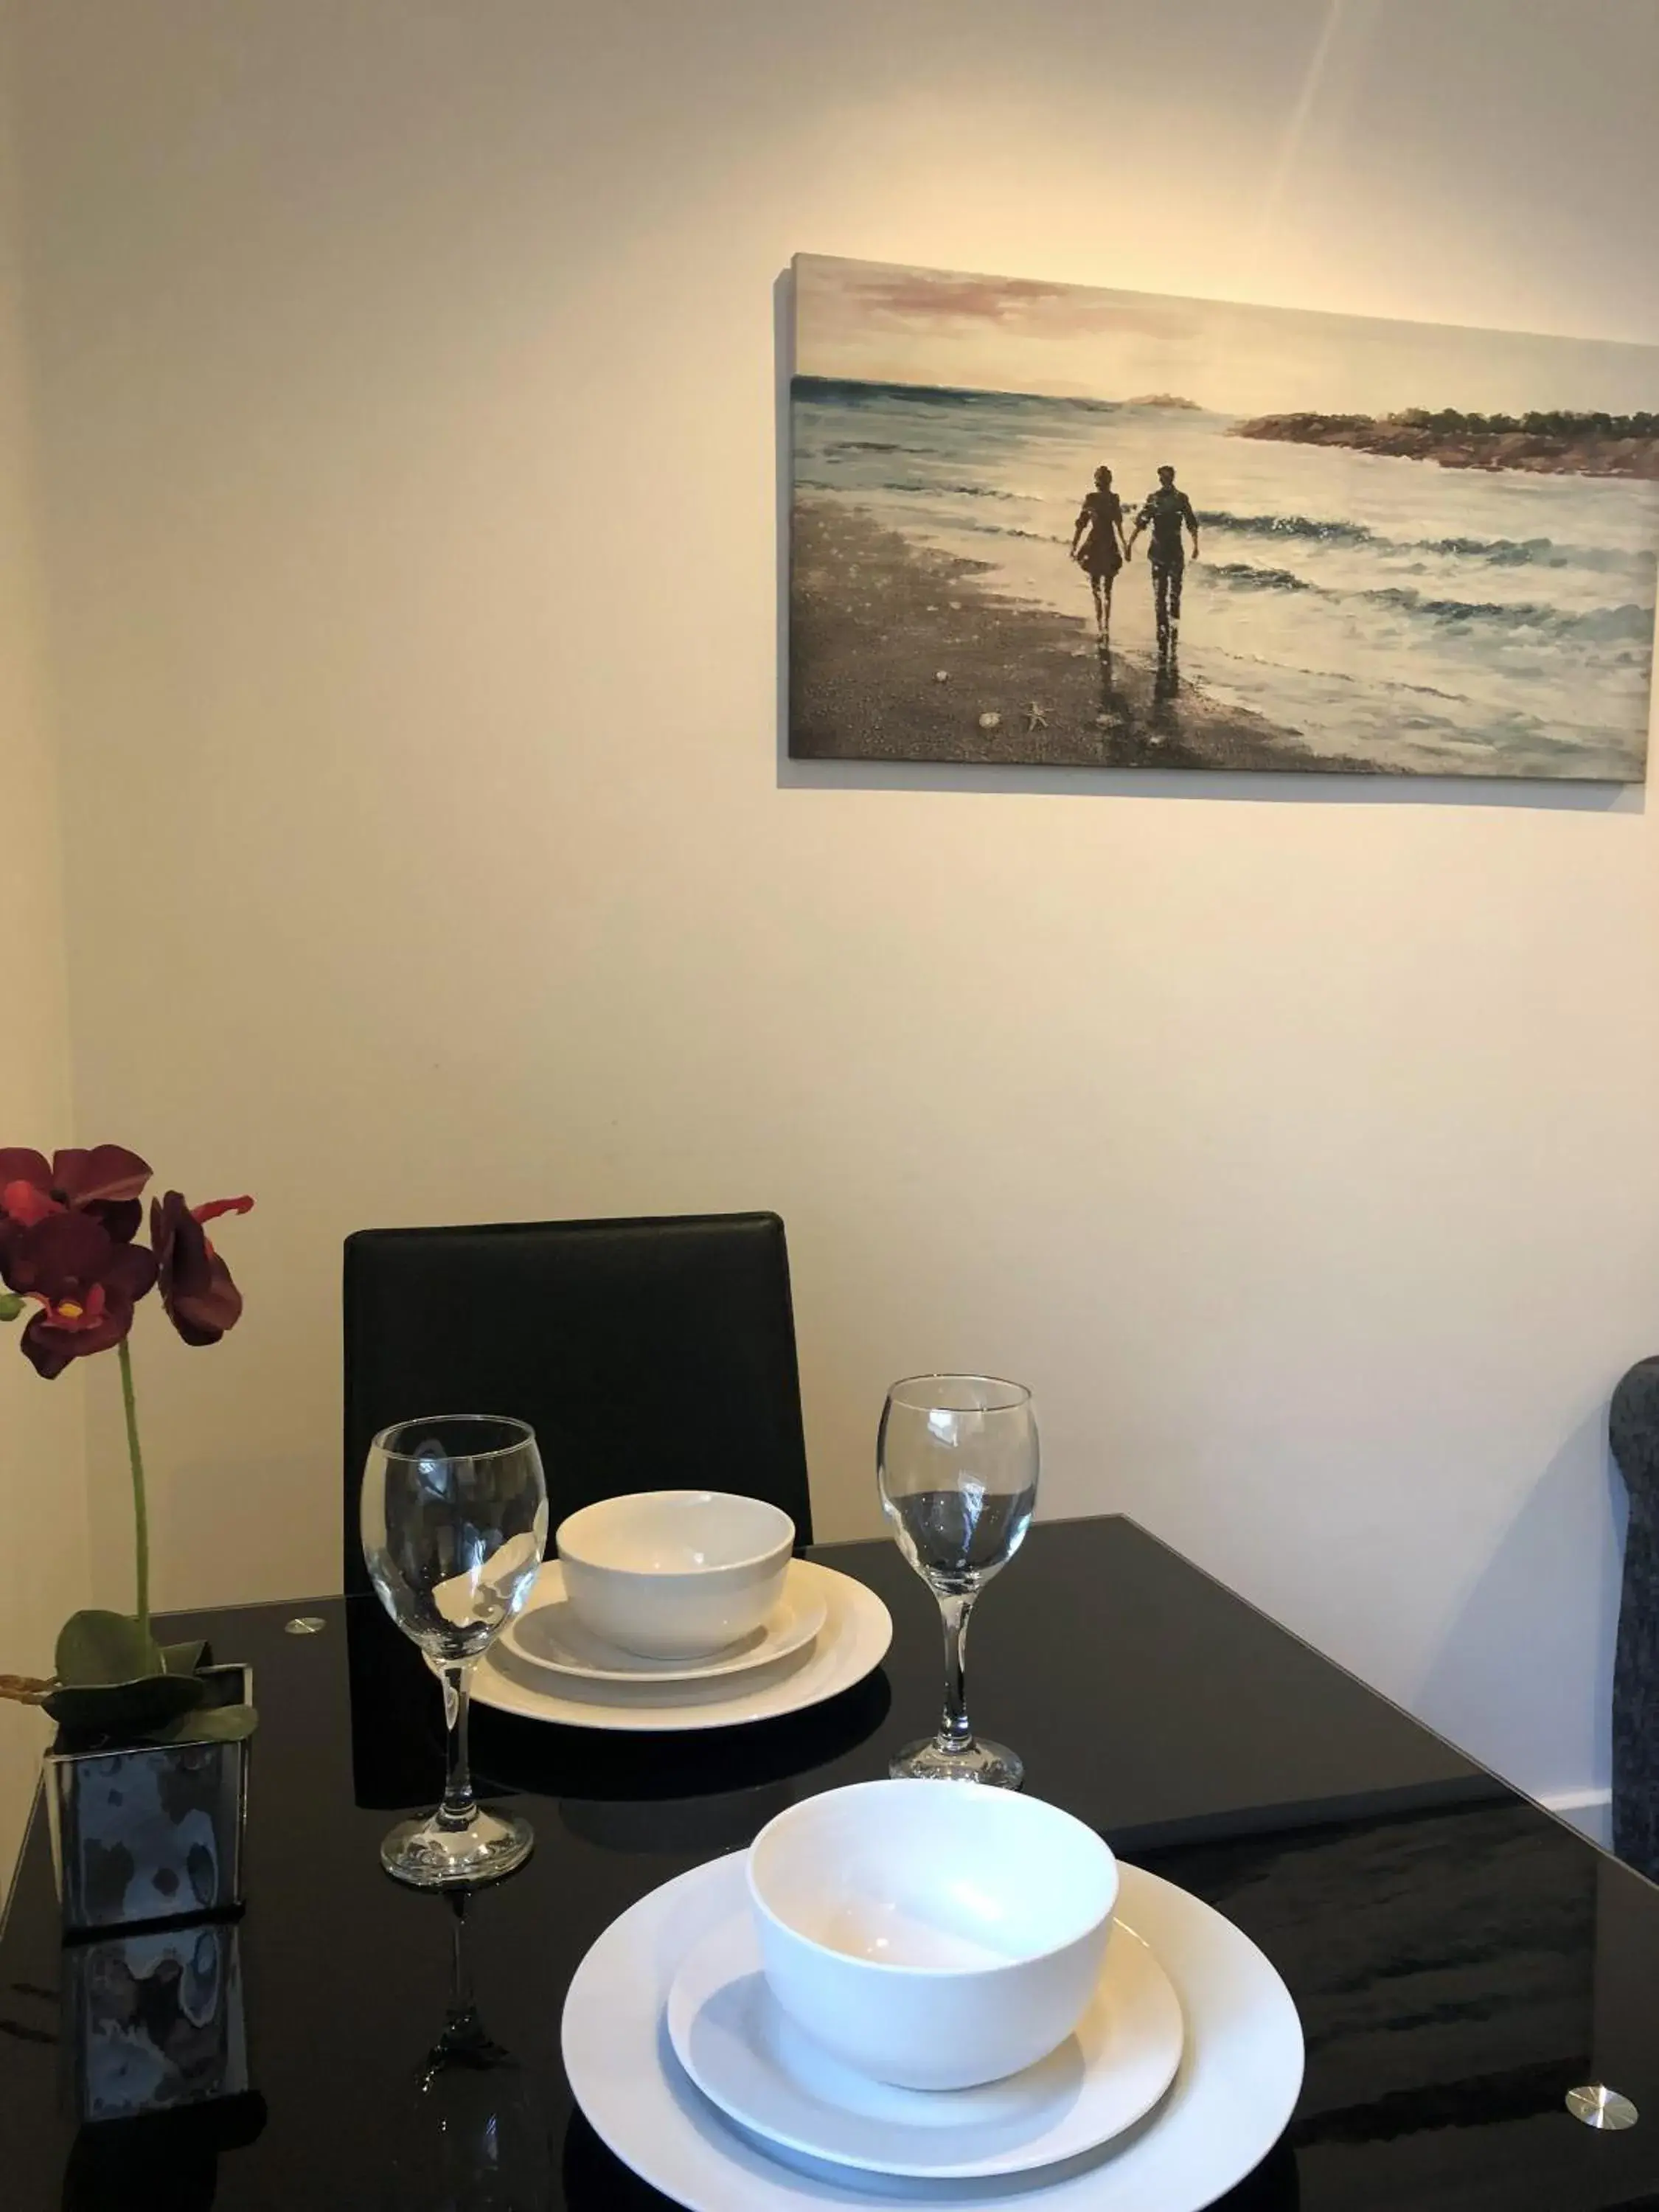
[7,0,1658,1807]
[0,10,89,1882]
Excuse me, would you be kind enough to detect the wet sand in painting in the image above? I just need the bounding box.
[790,497,1367,773]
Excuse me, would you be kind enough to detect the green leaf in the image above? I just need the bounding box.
[0,1290,24,1324]
[159,1638,207,1677]
[46,1671,206,1739]
[153,1701,257,1745]
[55,1609,162,1687]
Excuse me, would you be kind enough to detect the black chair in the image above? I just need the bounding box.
[341,1210,813,1596]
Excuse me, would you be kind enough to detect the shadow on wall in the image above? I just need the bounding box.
[1416,1406,1626,1804]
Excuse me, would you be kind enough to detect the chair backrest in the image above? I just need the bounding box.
[341,1210,813,1595]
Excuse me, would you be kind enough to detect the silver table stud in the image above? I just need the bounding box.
[1566,2084,1638,2130]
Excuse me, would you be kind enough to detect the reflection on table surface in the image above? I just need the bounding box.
[380,1891,552,2211]
[1,1517,1655,2211]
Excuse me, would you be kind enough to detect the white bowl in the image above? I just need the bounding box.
[555,1490,794,1660]
[747,1779,1117,2091]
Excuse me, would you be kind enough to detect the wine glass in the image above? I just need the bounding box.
[877,1375,1038,1788]
[361,1414,549,1887]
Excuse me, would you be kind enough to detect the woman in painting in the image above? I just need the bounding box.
[1071,465,1131,645]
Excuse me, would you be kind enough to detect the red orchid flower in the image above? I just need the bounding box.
[0,1145,152,1251]
[151,1190,254,1346]
[0,1210,159,1380]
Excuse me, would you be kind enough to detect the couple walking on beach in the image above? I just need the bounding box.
[1071,464,1200,653]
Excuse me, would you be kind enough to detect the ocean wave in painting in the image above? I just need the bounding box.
[793,377,1659,775]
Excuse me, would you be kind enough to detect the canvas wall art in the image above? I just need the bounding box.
[788,254,1659,779]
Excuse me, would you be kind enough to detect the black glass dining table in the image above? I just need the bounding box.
[4,1512,1657,2211]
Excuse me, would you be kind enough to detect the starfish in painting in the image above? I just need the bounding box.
[1024,701,1048,733]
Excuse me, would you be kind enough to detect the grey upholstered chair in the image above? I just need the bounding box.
[1611,1357,1659,1877]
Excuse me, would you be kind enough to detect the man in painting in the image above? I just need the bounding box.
[1070,465,1131,648]
[1127,465,1200,651]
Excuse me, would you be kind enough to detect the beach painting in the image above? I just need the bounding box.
[789,254,1659,779]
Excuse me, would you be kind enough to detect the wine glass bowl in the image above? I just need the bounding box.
[878,1375,1037,1788]
[361,1414,549,1887]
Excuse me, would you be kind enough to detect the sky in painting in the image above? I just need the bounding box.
[795,254,1659,419]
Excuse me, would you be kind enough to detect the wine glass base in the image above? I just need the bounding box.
[889,1735,1024,1790]
[380,1806,535,1889]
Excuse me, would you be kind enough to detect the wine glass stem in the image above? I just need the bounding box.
[438,1660,478,1830]
[938,1592,976,1752]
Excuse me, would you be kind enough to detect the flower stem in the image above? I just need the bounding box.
[116,1338,150,1639]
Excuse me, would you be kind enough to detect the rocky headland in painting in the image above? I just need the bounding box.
[1233,409,1659,479]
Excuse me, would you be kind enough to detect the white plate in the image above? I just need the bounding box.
[500,1558,828,1684]
[562,1853,1303,2211]
[471,1561,891,1732]
[666,1904,1183,2180]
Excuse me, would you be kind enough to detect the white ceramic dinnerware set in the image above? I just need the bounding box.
[363,1436,1304,2205]
[470,1488,894,1733]
[563,1775,1306,2212]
